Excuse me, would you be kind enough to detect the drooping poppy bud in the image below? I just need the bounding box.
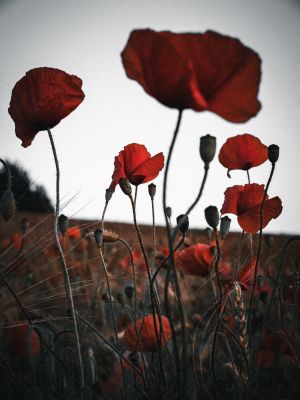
[205,206,220,229]
[105,188,114,203]
[176,214,189,234]
[200,134,216,166]
[148,183,156,199]
[268,144,279,164]
[166,206,172,219]
[103,230,119,243]
[94,229,103,247]
[58,214,68,236]
[125,285,135,301]
[220,216,231,239]
[119,177,132,196]
[0,188,16,221]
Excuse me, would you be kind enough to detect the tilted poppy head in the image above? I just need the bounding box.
[123,314,172,352]
[110,143,164,190]
[6,323,40,359]
[122,29,261,122]
[221,183,282,233]
[9,67,85,147]
[219,134,268,172]
[175,243,216,277]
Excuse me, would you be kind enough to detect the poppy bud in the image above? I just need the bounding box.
[103,230,119,243]
[21,217,30,233]
[58,214,68,236]
[166,206,172,219]
[176,214,189,234]
[119,177,132,196]
[268,144,279,164]
[125,285,135,301]
[94,228,103,247]
[0,189,15,221]
[199,134,216,166]
[105,188,114,203]
[204,206,220,229]
[115,292,124,306]
[148,183,156,199]
[220,216,231,239]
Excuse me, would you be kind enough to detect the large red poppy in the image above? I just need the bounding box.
[122,29,261,122]
[219,134,268,171]
[175,243,216,277]
[8,67,85,147]
[123,314,172,352]
[221,184,282,233]
[110,143,164,190]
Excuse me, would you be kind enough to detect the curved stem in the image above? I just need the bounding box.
[47,129,84,395]
[0,158,12,188]
[185,164,209,216]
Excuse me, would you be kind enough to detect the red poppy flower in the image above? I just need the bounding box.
[218,134,268,171]
[6,323,40,358]
[110,143,164,190]
[66,226,81,240]
[9,67,85,147]
[221,184,282,233]
[122,29,261,122]
[123,314,172,352]
[175,243,216,277]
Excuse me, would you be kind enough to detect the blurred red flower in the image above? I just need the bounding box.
[66,226,81,240]
[122,29,261,122]
[6,323,40,359]
[175,243,216,277]
[9,67,85,147]
[123,314,172,352]
[110,143,164,190]
[221,184,282,233]
[219,134,268,171]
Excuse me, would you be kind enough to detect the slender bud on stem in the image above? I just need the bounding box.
[119,178,132,196]
[268,144,279,164]
[176,214,189,234]
[200,134,216,166]
[94,228,103,247]
[0,189,15,221]
[58,214,68,236]
[148,183,156,199]
[220,216,231,239]
[166,206,172,220]
[204,206,220,229]
[105,188,114,203]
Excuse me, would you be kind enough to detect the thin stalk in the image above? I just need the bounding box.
[185,164,209,216]
[0,158,12,188]
[47,129,84,396]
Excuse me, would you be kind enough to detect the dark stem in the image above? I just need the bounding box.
[0,158,12,188]
[185,164,209,216]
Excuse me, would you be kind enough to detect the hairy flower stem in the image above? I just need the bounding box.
[47,129,84,396]
[162,109,187,396]
[247,162,276,332]
[185,164,209,216]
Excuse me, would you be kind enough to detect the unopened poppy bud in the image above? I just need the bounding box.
[58,214,68,236]
[125,285,135,301]
[148,183,156,199]
[166,206,172,219]
[103,230,119,243]
[94,228,103,247]
[105,188,114,203]
[268,144,279,164]
[176,214,189,234]
[220,216,231,239]
[0,189,15,221]
[119,178,132,196]
[204,206,220,229]
[200,134,216,166]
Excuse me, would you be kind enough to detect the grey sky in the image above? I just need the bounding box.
[0,0,299,233]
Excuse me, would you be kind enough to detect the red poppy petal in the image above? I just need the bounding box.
[218,134,268,170]
[238,183,265,214]
[238,196,282,233]
[123,143,151,177]
[15,124,37,148]
[110,150,125,190]
[131,153,164,184]
[221,185,244,215]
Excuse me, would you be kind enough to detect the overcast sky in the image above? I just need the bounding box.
[0,0,299,234]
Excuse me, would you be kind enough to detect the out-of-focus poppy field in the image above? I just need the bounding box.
[1,28,300,400]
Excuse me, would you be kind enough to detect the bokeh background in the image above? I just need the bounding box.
[0,0,299,233]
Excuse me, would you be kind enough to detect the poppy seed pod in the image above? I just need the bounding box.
[125,285,135,301]
[58,214,68,236]
[0,188,15,221]
[119,177,132,196]
[205,206,220,229]
[94,228,103,247]
[103,230,119,243]
[268,144,279,164]
[166,206,172,219]
[105,188,114,203]
[176,214,189,234]
[220,216,231,239]
[200,134,216,165]
[148,183,156,199]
